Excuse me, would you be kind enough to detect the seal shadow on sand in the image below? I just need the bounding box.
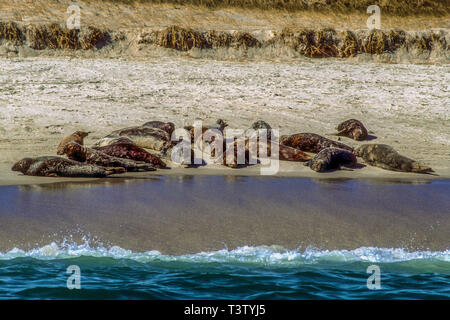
[323,163,367,173]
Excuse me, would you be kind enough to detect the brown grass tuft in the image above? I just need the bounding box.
[0,22,24,45]
[25,24,110,50]
[231,31,261,48]
[339,30,359,57]
[151,25,209,51]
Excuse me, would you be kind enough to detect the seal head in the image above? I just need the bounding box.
[11,158,34,174]
[57,131,89,155]
[336,119,368,141]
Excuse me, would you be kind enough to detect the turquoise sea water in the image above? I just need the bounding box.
[0,177,449,299]
[0,244,449,299]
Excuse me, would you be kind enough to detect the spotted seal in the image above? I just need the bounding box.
[184,119,228,143]
[62,142,156,172]
[246,139,311,162]
[11,156,125,177]
[305,147,358,172]
[107,126,172,151]
[93,136,136,148]
[248,120,272,140]
[57,131,89,155]
[143,121,175,135]
[335,119,368,141]
[94,142,167,168]
[280,133,353,153]
[354,144,434,173]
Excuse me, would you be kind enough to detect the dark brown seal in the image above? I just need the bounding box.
[354,144,434,173]
[62,142,156,172]
[57,131,89,155]
[280,133,353,153]
[94,142,167,168]
[336,119,368,141]
[11,156,125,177]
[305,147,358,172]
[143,121,175,135]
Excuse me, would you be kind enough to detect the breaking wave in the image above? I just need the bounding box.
[1,242,449,269]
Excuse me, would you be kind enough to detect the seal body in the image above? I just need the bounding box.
[63,142,156,172]
[246,139,311,162]
[278,144,312,162]
[185,119,228,143]
[93,136,136,148]
[280,133,353,153]
[94,143,167,168]
[11,156,122,177]
[57,131,89,155]
[143,121,175,135]
[108,126,171,151]
[336,119,368,141]
[354,144,434,173]
[305,147,357,172]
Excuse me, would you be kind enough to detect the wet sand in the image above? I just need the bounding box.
[0,176,448,255]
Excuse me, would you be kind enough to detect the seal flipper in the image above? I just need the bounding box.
[47,173,59,177]
[338,165,354,171]
[105,167,126,175]
[411,162,434,174]
[333,129,348,137]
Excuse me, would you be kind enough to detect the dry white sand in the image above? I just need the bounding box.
[0,57,449,185]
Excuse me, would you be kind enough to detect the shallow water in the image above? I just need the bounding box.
[0,176,449,299]
[1,176,449,253]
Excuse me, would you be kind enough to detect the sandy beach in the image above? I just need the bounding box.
[0,57,449,185]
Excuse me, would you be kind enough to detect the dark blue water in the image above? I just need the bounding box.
[0,252,449,299]
[0,177,449,299]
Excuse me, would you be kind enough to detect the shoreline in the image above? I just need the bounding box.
[2,162,449,187]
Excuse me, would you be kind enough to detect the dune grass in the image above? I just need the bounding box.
[102,0,449,16]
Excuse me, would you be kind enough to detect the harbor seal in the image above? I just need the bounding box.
[246,139,312,162]
[335,119,368,141]
[93,136,136,148]
[143,121,175,135]
[185,119,228,143]
[280,133,354,153]
[245,120,272,140]
[62,142,156,172]
[108,126,172,151]
[354,144,434,173]
[94,142,167,168]
[12,156,125,177]
[305,147,358,172]
[278,144,312,162]
[250,120,272,131]
[57,131,89,155]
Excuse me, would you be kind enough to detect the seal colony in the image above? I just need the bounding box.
[11,118,435,177]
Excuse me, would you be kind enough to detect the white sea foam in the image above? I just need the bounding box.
[1,242,449,265]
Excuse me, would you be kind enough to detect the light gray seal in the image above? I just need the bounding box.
[354,144,434,173]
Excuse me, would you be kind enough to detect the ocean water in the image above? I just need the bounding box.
[0,177,449,299]
[0,244,449,299]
